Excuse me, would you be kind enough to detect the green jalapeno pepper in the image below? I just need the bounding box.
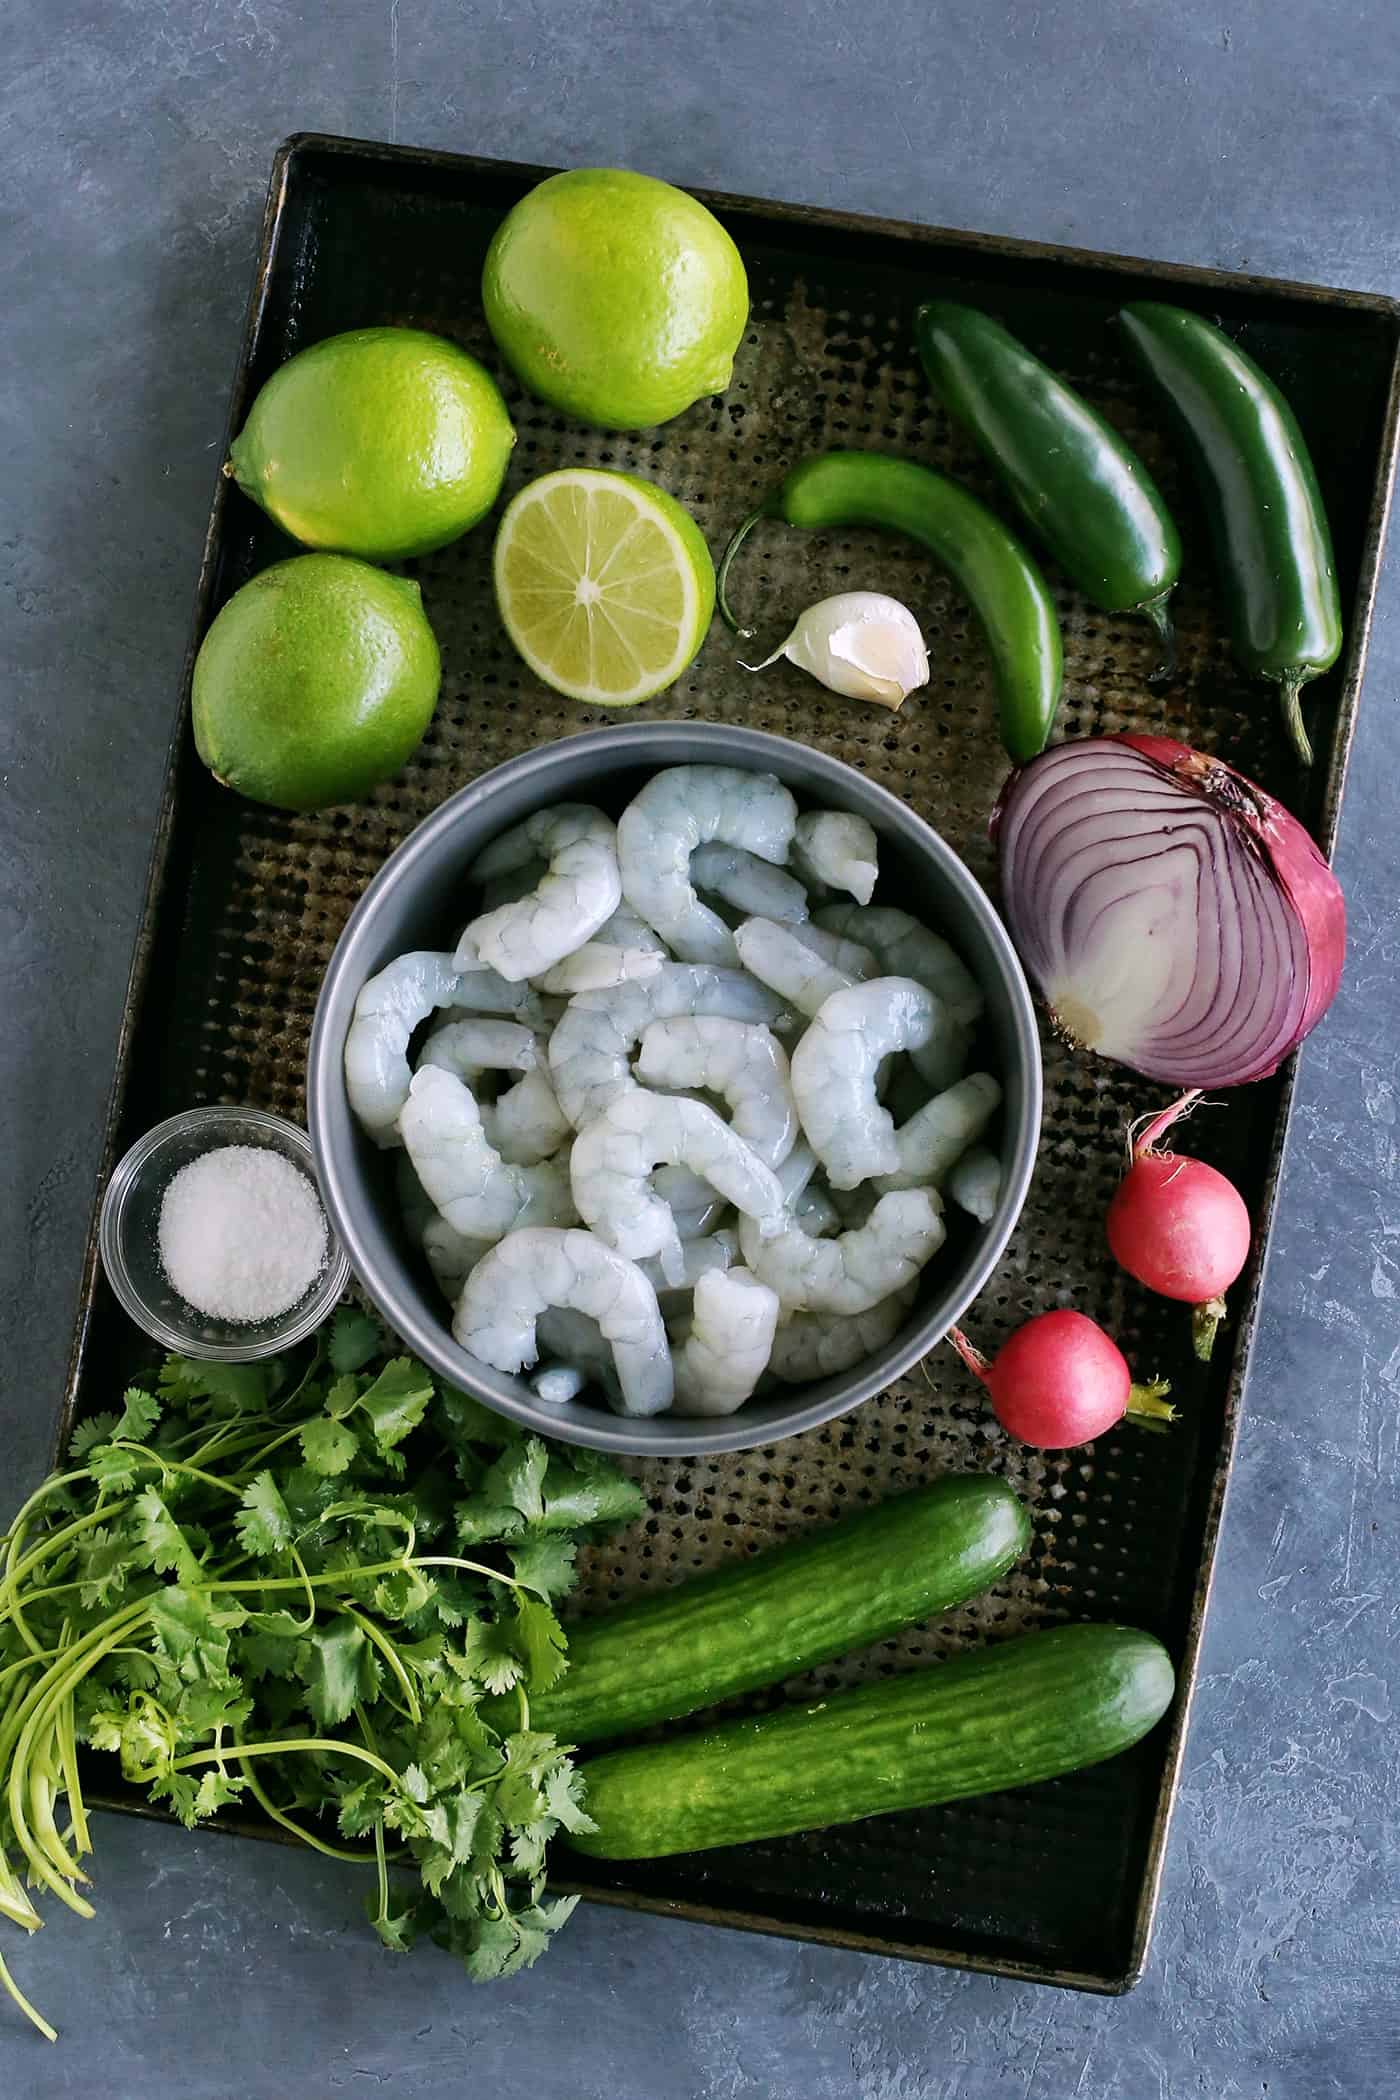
[916,301,1181,672]
[1119,302,1342,766]
[718,450,1062,762]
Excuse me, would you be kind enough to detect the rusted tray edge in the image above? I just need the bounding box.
[56,149,297,1454]
[285,129,1400,321]
[58,133,1400,1994]
[1121,325,1400,1988]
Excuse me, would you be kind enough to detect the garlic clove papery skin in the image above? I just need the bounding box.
[746,592,930,709]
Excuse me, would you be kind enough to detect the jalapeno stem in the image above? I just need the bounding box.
[716,508,768,637]
[1277,671,1315,767]
[1141,592,1177,684]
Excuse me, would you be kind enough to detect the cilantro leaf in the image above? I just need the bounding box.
[513,1597,567,1694]
[114,1387,161,1442]
[299,1416,359,1477]
[237,1611,304,1682]
[194,1769,247,1819]
[132,1487,202,1586]
[356,1360,434,1453]
[150,1768,202,1828]
[148,1586,243,1685]
[437,1383,518,1448]
[508,1535,578,1602]
[157,1359,273,1414]
[86,1445,142,1495]
[367,1892,419,1952]
[460,1618,523,1697]
[539,1452,647,1534]
[300,1617,376,1729]
[69,1411,119,1459]
[328,1306,384,1374]
[325,1374,362,1420]
[454,1499,524,1547]
[482,1439,548,1525]
[234,1472,294,1557]
[76,1527,131,1609]
[543,1762,595,1837]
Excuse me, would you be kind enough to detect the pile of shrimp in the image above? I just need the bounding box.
[344,766,1005,1419]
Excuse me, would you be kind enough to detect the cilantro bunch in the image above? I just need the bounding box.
[0,1310,644,2041]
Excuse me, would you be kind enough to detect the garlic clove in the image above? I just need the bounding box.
[743,591,930,709]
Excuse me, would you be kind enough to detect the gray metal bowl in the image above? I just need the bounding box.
[307,723,1042,1454]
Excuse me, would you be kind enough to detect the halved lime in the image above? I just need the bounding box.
[493,469,715,706]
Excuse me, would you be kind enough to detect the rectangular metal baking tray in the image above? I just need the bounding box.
[60,133,1400,1993]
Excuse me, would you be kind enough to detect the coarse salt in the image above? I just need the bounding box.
[158,1145,328,1323]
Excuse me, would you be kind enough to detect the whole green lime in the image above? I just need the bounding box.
[227,328,515,561]
[483,168,749,430]
[192,555,442,810]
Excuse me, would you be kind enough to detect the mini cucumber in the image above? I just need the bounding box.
[490,1476,1028,1746]
[573,1622,1175,1860]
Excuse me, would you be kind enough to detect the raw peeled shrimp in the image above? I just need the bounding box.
[533,943,664,995]
[947,1144,1003,1224]
[415,1016,566,1169]
[531,1364,587,1405]
[454,1227,673,1418]
[790,811,879,907]
[441,963,559,1031]
[789,977,940,1188]
[815,902,982,1090]
[595,901,669,954]
[454,805,622,982]
[813,905,984,1026]
[399,1066,575,1240]
[416,1018,539,1082]
[875,1072,1003,1192]
[547,962,789,1130]
[569,1089,786,1283]
[635,1016,798,1168]
[671,1269,781,1415]
[618,765,798,965]
[739,1188,945,1314]
[482,1065,572,1168]
[653,1165,728,1240]
[733,917,877,1020]
[689,842,810,926]
[639,1234,736,1295]
[767,1284,918,1383]
[344,950,465,1146]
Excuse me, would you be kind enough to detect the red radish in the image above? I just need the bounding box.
[948,1309,1173,1450]
[1106,1092,1251,1360]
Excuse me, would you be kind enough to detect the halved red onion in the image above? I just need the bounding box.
[992,735,1345,1087]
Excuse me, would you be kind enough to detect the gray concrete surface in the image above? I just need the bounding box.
[4,1,1398,2092]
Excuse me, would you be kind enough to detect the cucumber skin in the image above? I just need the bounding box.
[572,1623,1175,1861]
[496,1477,1029,1747]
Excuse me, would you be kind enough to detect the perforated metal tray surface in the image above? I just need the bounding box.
[63,135,1400,1993]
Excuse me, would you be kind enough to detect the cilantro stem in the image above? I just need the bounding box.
[202,1551,526,1598]
[233,1734,385,1866]
[0,1947,57,2044]
[140,1737,400,1787]
[2,1508,115,1657]
[0,1466,107,1554]
[343,1607,421,1725]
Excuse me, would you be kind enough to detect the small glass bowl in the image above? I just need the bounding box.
[99,1106,352,1360]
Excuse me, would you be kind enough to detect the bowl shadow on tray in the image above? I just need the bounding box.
[307,721,1043,1456]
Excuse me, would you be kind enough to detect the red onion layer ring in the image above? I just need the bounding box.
[992,734,1345,1087]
